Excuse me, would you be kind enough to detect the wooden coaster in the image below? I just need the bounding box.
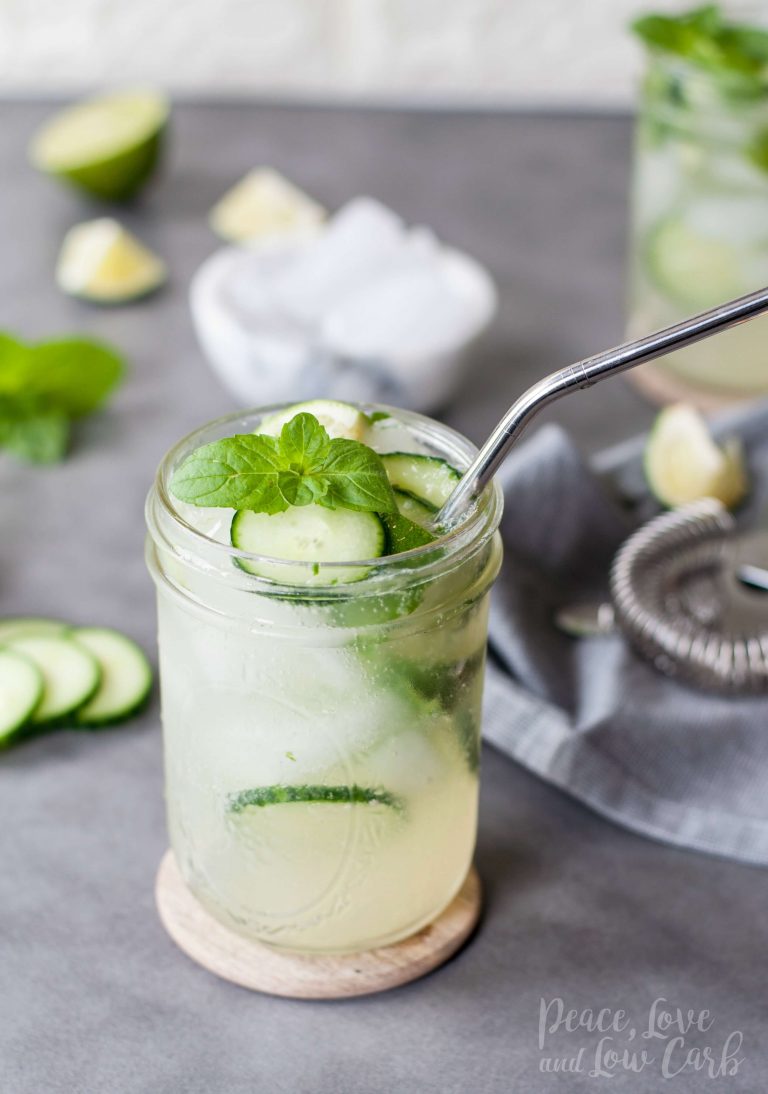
[155,850,482,999]
[626,363,755,413]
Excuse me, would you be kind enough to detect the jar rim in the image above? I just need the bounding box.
[146,402,503,597]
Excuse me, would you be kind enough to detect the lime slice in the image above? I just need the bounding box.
[30,90,168,201]
[210,168,325,243]
[228,785,402,812]
[56,218,166,303]
[644,404,748,509]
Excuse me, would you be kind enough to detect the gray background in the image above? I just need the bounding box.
[1,102,764,1093]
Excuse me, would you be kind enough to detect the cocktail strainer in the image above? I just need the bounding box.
[609,499,768,693]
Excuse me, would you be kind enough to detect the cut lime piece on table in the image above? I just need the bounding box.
[30,89,168,201]
[56,218,166,303]
[644,403,748,509]
[210,167,325,244]
[645,216,748,309]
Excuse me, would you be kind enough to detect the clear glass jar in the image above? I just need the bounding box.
[146,405,503,954]
[628,46,768,397]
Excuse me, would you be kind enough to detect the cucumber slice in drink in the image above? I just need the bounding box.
[393,488,436,526]
[645,216,748,308]
[644,404,748,509]
[72,628,152,726]
[0,618,70,643]
[56,218,166,303]
[8,635,100,724]
[381,453,461,508]
[30,89,168,201]
[0,648,44,747]
[228,784,402,812]
[231,505,386,585]
[259,400,368,441]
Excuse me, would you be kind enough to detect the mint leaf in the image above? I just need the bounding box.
[366,411,391,424]
[0,408,69,464]
[382,512,436,553]
[170,434,289,513]
[320,438,397,513]
[279,412,330,472]
[0,333,123,417]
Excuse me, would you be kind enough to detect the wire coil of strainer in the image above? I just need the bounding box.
[610,499,768,693]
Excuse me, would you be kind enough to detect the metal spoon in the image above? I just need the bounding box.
[435,284,768,529]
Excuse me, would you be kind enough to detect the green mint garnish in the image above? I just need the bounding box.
[366,410,391,424]
[0,332,123,464]
[170,412,398,517]
[632,5,768,86]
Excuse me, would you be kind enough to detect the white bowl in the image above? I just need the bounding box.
[189,240,497,413]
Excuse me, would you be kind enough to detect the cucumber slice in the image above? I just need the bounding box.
[72,628,152,726]
[0,648,44,746]
[259,400,367,441]
[644,404,749,509]
[645,217,748,309]
[381,453,461,508]
[8,635,100,724]
[231,505,386,586]
[228,784,402,812]
[393,488,436,526]
[0,617,70,643]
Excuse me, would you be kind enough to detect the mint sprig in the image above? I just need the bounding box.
[171,412,399,517]
[0,332,123,464]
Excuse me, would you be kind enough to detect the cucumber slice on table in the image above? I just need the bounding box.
[0,617,70,643]
[228,785,402,812]
[231,505,386,586]
[645,217,748,309]
[259,399,368,441]
[73,628,153,726]
[8,635,100,724]
[381,453,461,509]
[0,648,44,746]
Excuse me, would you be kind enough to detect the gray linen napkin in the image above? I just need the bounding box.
[483,421,768,865]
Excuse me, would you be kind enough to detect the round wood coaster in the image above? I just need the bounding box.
[155,850,482,999]
[626,363,755,413]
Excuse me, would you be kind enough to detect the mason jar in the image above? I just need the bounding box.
[627,42,768,400]
[146,404,502,954]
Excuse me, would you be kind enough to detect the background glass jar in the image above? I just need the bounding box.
[627,46,768,399]
[146,405,502,954]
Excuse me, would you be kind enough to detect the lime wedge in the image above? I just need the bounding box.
[30,90,168,201]
[210,167,325,243]
[644,404,748,509]
[56,218,166,303]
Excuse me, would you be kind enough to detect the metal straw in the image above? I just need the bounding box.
[435,285,768,529]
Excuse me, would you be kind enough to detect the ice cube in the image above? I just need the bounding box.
[271,198,407,323]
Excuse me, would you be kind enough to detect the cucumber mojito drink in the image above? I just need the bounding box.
[146,400,502,953]
[628,5,768,396]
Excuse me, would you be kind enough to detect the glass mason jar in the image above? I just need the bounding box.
[628,45,768,399]
[146,405,503,954]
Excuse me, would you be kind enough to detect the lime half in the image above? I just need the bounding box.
[644,404,748,509]
[30,90,168,201]
[210,168,325,243]
[56,218,166,303]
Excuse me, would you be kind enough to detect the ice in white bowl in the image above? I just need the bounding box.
[190,198,497,412]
